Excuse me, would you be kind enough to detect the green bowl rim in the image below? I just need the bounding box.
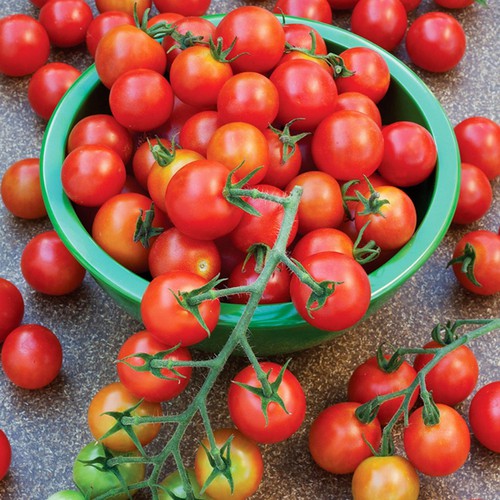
[40,17,460,329]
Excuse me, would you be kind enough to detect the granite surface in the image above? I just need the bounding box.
[0,1,499,499]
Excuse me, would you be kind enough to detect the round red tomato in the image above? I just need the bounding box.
[0,14,50,77]
[1,324,62,389]
[217,72,280,131]
[21,230,86,295]
[165,159,244,241]
[87,381,162,452]
[312,110,384,181]
[214,6,285,74]
[169,43,234,109]
[270,59,338,133]
[452,162,493,224]
[273,0,333,24]
[449,230,500,295]
[377,121,437,187]
[148,227,221,280]
[352,455,420,500]
[0,278,24,343]
[38,0,93,48]
[351,0,407,52]
[228,361,306,443]
[413,341,478,406]
[0,430,11,481]
[406,12,466,73]
[28,62,81,121]
[62,144,126,207]
[95,24,167,89]
[291,227,354,263]
[354,185,417,251]
[229,183,298,253]
[92,192,167,274]
[207,121,270,185]
[1,158,47,219]
[309,402,382,474]
[179,110,219,157]
[469,381,500,453]
[109,69,174,132]
[141,271,221,347]
[286,171,344,234]
[228,258,291,304]
[434,0,475,7]
[68,113,134,165]
[117,330,192,403]
[283,23,328,55]
[335,47,390,103]
[334,91,382,128]
[290,251,371,331]
[403,404,470,476]
[348,355,419,426]
[153,0,210,15]
[85,11,135,58]
[454,116,500,180]
[194,428,263,500]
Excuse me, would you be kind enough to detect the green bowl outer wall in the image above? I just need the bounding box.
[40,17,460,356]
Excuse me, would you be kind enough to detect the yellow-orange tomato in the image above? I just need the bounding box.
[87,381,162,452]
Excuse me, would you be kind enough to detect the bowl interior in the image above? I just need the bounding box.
[40,16,460,355]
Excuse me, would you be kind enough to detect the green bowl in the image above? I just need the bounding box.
[40,16,459,356]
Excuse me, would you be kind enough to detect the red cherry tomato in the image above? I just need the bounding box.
[348,355,419,426]
[95,0,152,19]
[273,0,333,24]
[351,0,407,52]
[21,230,86,295]
[0,14,50,77]
[228,361,306,443]
[0,278,24,343]
[452,162,493,224]
[38,0,94,48]
[406,12,466,73]
[1,158,47,219]
[334,91,382,128]
[28,62,81,121]
[290,251,371,331]
[1,324,62,389]
[454,116,500,180]
[413,341,479,406]
[0,430,12,481]
[153,0,211,15]
[403,404,470,476]
[117,330,192,403]
[178,110,219,157]
[469,381,500,453]
[309,402,382,474]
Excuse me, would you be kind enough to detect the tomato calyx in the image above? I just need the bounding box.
[232,360,293,425]
[446,242,482,287]
[148,136,176,167]
[77,445,134,496]
[166,28,206,54]
[268,119,310,165]
[133,203,164,248]
[198,435,235,495]
[133,5,175,40]
[118,344,188,381]
[284,32,354,78]
[355,181,390,218]
[208,36,245,64]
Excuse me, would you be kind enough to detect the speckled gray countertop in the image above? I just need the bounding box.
[0,1,499,499]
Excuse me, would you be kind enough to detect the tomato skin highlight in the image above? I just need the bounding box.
[404,404,470,476]
[469,381,500,453]
[309,402,382,474]
[1,323,62,389]
[228,362,306,443]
